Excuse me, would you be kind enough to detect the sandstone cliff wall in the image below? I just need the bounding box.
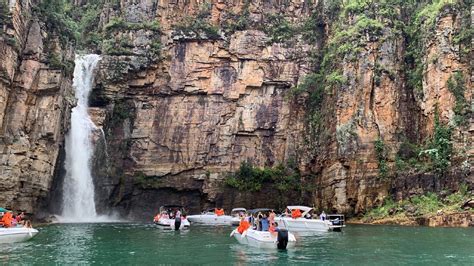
[0,0,471,219]
[86,0,471,219]
[0,0,75,213]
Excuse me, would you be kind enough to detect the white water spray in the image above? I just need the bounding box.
[60,54,101,222]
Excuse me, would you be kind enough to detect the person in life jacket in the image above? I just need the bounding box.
[1,212,13,228]
[237,218,250,234]
[153,213,161,222]
[269,222,279,233]
[215,208,224,216]
[291,209,302,219]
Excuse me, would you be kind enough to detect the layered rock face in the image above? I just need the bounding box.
[0,0,74,213]
[0,0,471,219]
[89,0,312,217]
[312,2,473,214]
[89,0,471,219]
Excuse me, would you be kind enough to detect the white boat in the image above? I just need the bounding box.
[230,228,296,249]
[153,205,190,230]
[230,208,247,226]
[0,227,39,244]
[274,206,345,232]
[187,209,233,225]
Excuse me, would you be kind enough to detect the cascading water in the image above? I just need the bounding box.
[60,54,101,222]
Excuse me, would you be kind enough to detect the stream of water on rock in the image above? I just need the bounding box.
[59,54,101,222]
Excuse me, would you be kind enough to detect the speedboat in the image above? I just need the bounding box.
[230,228,296,249]
[274,206,345,232]
[0,227,39,244]
[187,209,233,225]
[230,208,247,226]
[153,205,190,230]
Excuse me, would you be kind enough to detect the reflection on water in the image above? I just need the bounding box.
[0,224,473,265]
[56,224,94,264]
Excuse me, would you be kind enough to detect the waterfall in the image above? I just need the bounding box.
[60,54,101,222]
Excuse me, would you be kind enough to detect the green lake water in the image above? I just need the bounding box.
[1,223,473,265]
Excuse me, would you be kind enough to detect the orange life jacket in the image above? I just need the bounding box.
[291,209,301,219]
[153,214,160,222]
[269,225,276,233]
[216,208,224,216]
[237,220,250,234]
[1,212,13,227]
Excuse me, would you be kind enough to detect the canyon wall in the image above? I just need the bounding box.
[0,0,471,219]
[89,0,313,217]
[88,0,472,219]
[0,0,75,213]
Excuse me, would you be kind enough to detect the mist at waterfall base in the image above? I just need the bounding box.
[56,54,116,223]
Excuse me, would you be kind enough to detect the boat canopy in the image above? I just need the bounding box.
[231,208,246,213]
[286,206,312,212]
[286,206,313,216]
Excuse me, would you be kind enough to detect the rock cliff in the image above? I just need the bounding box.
[0,0,74,213]
[0,0,472,220]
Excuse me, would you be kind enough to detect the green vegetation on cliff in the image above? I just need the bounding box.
[447,72,470,126]
[393,106,453,175]
[0,0,8,34]
[293,0,468,179]
[374,139,389,179]
[36,0,162,58]
[363,184,472,222]
[225,161,301,193]
[173,2,220,40]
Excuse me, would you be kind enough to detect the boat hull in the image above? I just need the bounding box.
[275,217,334,232]
[232,229,296,249]
[0,228,39,244]
[187,215,233,225]
[231,217,240,226]
[154,218,190,230]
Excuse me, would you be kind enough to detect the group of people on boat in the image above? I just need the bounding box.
[153,207,186,222]
[237,210,280,233]
[283,208,327,220]
[0,210,31,228]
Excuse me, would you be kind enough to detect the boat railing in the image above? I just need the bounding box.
[327,214,345,228]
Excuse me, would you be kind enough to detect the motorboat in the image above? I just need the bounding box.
[153,205,190,230]
[187,209,233,225]
[0,227,39,244]
[274,206,345,232]
[230,208,296,249]
[230,208,247,226]
[230,228,296,249]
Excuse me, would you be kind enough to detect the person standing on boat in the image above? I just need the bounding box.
[237,217,250,234]
[269,210,276,224]
[261,214,270,231]
[256,212,263,231]
[320,211,326,221]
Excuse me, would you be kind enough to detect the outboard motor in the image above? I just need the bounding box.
[174,217,181,231]
[277,229,289,250]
